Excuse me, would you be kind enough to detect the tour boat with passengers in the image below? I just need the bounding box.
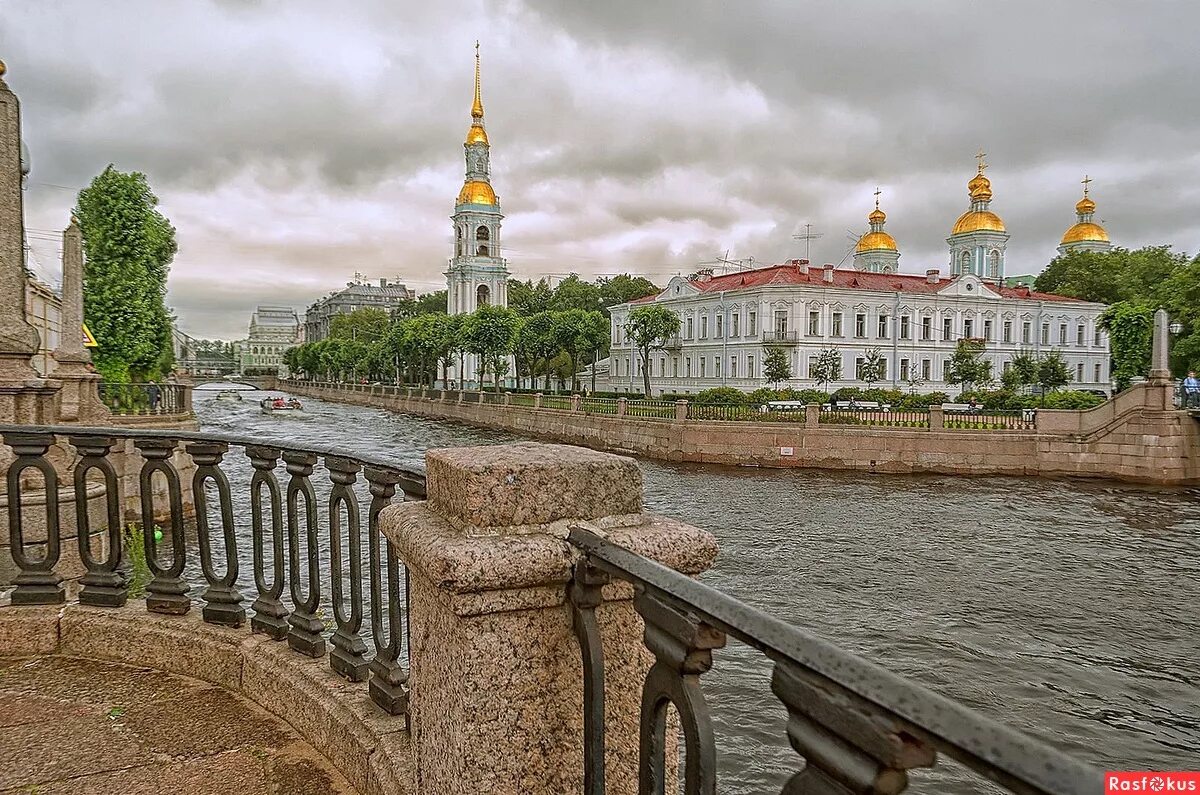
[260,396,303,414]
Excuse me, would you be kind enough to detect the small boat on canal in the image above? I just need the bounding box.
[260,396,303,414]
[215,389,244,402]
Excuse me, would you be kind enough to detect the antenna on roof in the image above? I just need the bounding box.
[793,223,824,261]
[698,250,754,275]
[835,228,859,267]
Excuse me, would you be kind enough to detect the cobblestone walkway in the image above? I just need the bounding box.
[0,655,358,794]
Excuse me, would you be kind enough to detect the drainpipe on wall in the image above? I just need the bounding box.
[720,291,727,386]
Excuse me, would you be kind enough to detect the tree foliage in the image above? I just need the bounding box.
[329,307,390,342]
[1036,246,1200,377]
[76,166,177,382]
[946,339,992,391]
[763,347,792,387]
[858,347,885,386]
[1099,302,1154,391]
[624,305,681,396]
[809,348,841,393]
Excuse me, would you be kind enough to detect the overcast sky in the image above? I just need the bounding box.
[4,0,1198,339]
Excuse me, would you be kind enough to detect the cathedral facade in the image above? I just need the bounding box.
[444,44,509,386]
[608,161,1114,396]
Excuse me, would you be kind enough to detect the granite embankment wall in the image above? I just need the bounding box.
[279,381,1200,485]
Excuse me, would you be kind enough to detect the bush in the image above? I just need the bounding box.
[1039,390,1106,410]
[896,391,948,409]
[692,387,747,406]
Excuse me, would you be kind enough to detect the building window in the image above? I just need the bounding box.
[963,318,974,338]
[807,356,817,378]
[699,357,706,378]
[1094,362,1102,382]
[1022,321,1032,344]
[921,359,931,380]
[1059,323,1068,345]
[988,249,1001,279]
[1094,327,1102,347]
[659,359,665,378]
[900,358,910,382]
[685,357,692,377]
[942,360,951,381]
[701,316,709,339]
[855,357,865,379]
[717,314,724,338]
[748,311,757,336]
[1041,323,1050,345]
[899,315,910,339]
[1003,320,1013,343]
[731,313,740,337]
[774,311,788,336]
[921,316,932,341]
[878,314,890,339]
[1076,363,1084,382]
[983,319,992,341]
[808,311,820,336]
[730,357,737,378]
[673,358,679,378]
[832,312,843,337]
[715,357,722,377]
[1076,324,1084,346]
[686,318,694,340]
[855,313,867,338]
[747,355,755,379]
[943,317,953,341]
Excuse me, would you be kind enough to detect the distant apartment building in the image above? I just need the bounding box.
[24,276,61,377]
[237,306,302,375]
[303,276,415,342]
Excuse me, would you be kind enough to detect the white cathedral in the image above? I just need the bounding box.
[444,44,510,387]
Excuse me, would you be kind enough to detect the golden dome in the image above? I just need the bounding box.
[0,60,6,78]
[1061,221,1109,245]
[967,172,992,201]
[856,230,897,252]
[952,209,1006,234]
[457,180,497,206]
[1075,196,1096,214]
[868,207,886,224]
[466,123,489,146]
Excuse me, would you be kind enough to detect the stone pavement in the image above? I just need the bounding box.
[0,655,358,794]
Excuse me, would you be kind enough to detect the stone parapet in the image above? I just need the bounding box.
[380,442,717,795]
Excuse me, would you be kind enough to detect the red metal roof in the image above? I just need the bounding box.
[642,261,1086,304]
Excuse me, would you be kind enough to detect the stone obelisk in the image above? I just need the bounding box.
[0,59,58,424]
[50,216,108,422]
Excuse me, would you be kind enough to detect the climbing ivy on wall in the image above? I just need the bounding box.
[1099,302,1153,391]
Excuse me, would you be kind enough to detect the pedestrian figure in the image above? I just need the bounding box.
[1184,370,1200,408]
[146,380,161,412]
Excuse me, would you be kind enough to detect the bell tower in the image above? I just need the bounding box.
[446,42,508,319]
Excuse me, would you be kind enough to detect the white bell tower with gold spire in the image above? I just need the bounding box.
[446,42,508,318]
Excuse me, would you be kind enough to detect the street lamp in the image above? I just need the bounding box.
[1169,322,1183,335]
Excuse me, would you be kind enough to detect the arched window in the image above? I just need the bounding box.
[477,284,491,307]
[476,226,490,241]
[988,249,1001,278]
[477,244,489,256]
[959,250,971,275]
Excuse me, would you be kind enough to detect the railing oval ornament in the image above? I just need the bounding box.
[69,434,126,607]
[283,450,324,657]
[4,432,64,605]
[135,437,189,615]
[326,455,368,682]
[365,465,410,716]
[187,441,245,627]
[247,445,289,640]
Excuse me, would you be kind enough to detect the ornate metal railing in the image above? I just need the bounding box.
[943,409,1036,431]
[566,525,1100,794]
[99,382,190,416]
[0,423,423,716]
[821,407,931,428]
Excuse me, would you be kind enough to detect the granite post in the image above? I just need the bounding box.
[0,59,58,424]
[1149,308,1171,384]
[49,216,109,422]
[381,442,717,795]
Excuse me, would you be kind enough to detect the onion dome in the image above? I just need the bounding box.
[856,193,898,252]
[457,180,497,206]
[1060,176,1109,245]
[951,153,1006,234]
[466,123,489,146]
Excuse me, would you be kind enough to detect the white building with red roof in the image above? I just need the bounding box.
[607,259,1109,396]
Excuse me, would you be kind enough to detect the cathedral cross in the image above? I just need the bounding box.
[975,148,988,174]
[1081,174,1092,197]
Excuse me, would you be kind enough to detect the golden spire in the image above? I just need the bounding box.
[471,41,483,119]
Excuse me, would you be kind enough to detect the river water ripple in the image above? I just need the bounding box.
[196,389,1200,793]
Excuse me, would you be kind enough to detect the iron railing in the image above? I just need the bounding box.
[623,399,676,419]
[943,409,1037,431]
[762,330,799,344]
[98,382,190,416]
[0,423,423,716]
[821,407,932,428]
[580,397,620,415]
[566,525,1100,794]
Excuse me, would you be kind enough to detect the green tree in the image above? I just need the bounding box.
[578,311,610,393]
[624,305,681,396]
[859,347,885,387]
[550,275,604,314]
[763,347,792,388]
[947,339,992,392]
[1035,350,1072,400]
[330,307,389,342]
[1035,246,1186,305]
[76,166,178,382]
[462,305,520,392]
[1099,302,1154,391]
[597,274,659,311]
[809,348,841,393]
[509,278,554,316]
[552,309,597,392]
[1002,349,1039,392]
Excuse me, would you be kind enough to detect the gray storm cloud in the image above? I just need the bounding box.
[3,0,1197,338]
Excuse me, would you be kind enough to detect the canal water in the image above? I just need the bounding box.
[196,389,1200,793]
